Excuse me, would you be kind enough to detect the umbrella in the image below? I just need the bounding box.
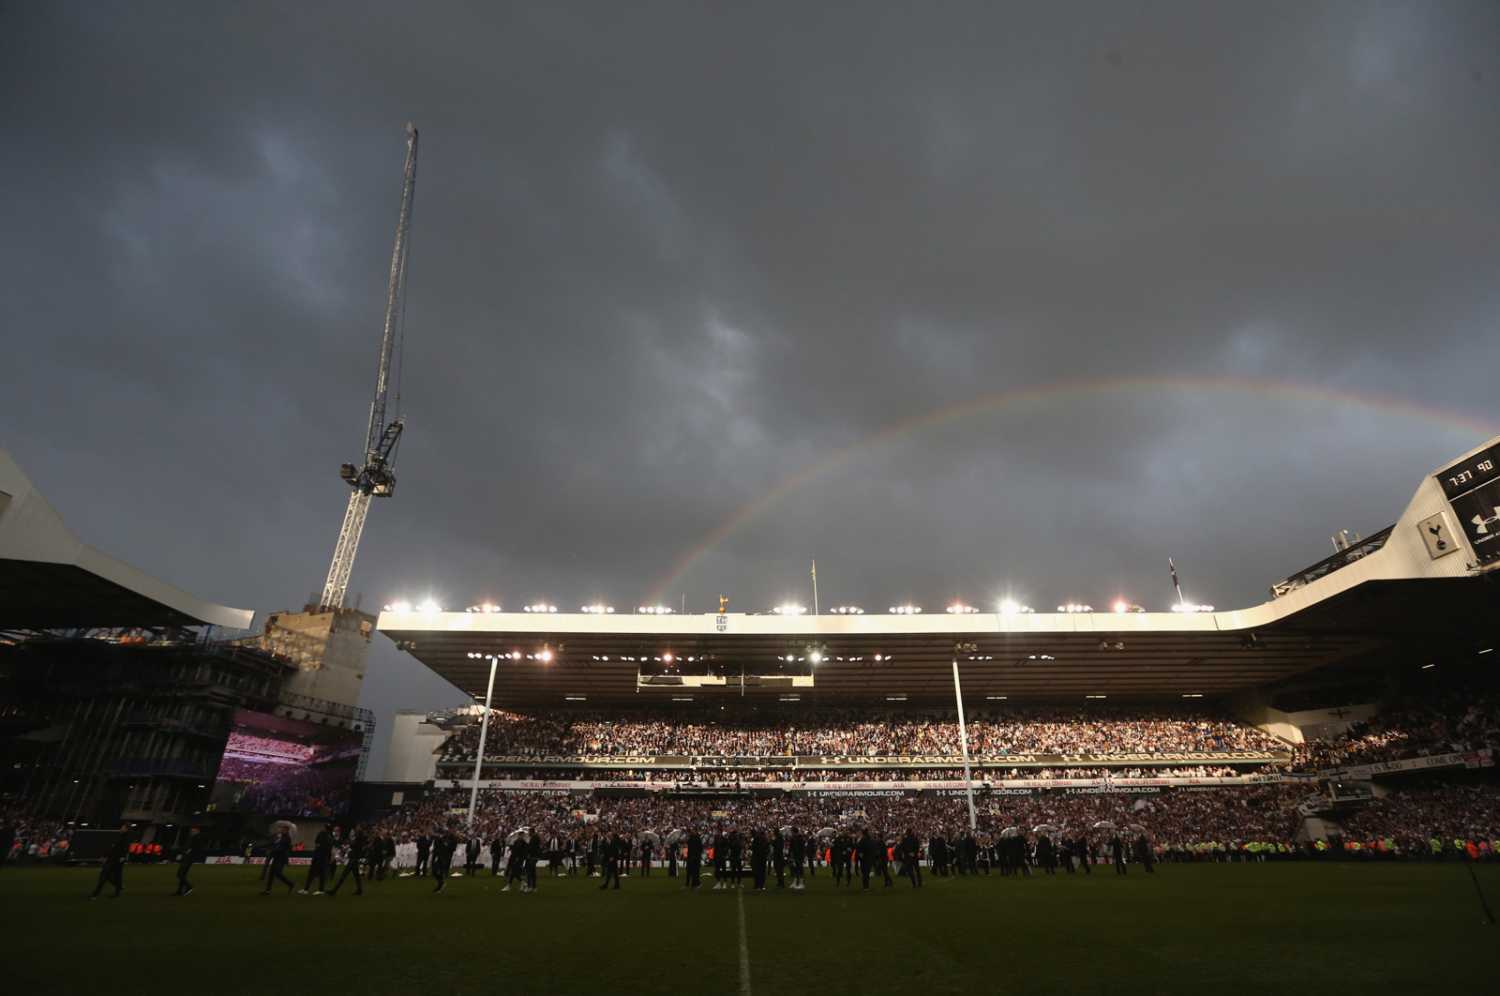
[1033,824,1060,834]
[1000,827,1021,839]
[270,820,297,836]
[1091,820,1117,831]
[665,829,685,846]
[640,830,661,845]
[506,827,530,845]
[816,827,836,839]
[1127,824,1147,834]
[778,825,794,837]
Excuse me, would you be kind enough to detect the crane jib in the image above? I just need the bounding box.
[320,124,419,611]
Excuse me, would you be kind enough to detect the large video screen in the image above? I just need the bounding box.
[210,709,363,819]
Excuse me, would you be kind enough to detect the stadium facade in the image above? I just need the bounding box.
[380,436,1497,706]
[368,437,1498,827]
[0,450,373,844]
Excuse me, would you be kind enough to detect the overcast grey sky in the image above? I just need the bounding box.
[4,2,1499,767]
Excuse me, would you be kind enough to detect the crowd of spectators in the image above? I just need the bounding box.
[1334,783,1500,853]
[1292,689,1500,771]
[457,764,1259,783]
[437,706,1286,763]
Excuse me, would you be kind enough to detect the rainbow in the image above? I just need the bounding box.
[647,374,1497,601]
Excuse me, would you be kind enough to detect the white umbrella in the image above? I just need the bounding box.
[665,829,686,846]
[270,820,297,836]
[1000,827,1021,839]
[640,830,661,845]
[816,827,836,839]
[1092,820,1117,831]
[506,827,530,845]
[1127,823,1147,834]
[778,825,794,836]
[1033,823,1060,834]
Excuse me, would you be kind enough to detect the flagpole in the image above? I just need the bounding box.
[1169,557,1185,608]
[811,560,819,616]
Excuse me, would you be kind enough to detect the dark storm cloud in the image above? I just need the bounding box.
[4,2,1499,754]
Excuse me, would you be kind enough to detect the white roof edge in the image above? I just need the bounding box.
[0,449,254,629]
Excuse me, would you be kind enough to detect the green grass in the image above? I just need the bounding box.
[4,862,1499,995]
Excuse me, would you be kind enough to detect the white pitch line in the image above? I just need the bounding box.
[736,886,753,996]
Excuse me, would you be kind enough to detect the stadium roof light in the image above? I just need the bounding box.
[772,603,807,615]
[885,694,907,701]
[1057,602,1093,613]
[581,604,615,614]
[872,654,883,662]
[946,603,978,614]
[778,694,801,701]
[1479,648,1494,655]
[998,599,1033,615]
[889,604,922,615]
[537,648,554,663]
[831,605,864,614]
[671,696,693,702]
[1421,663,1436,669]
[661,652,675,663]
[808,650,824,664]
[1171,602,1215,613]
[1181,692,1204,698]
[416,599,442,613]
[986,695,1008,700]
[564,695,587,701]
[384,600,413,613]
[637,605,674,615]
[1112,599,1129,614]
[1085,694,1108,699]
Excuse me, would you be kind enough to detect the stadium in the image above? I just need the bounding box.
[6,8,1500,994]
[9,437,1497,994]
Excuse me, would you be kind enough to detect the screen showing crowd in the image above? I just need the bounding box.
[210,709,362,819]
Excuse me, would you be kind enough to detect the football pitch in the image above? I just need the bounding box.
[5,862,1498,995]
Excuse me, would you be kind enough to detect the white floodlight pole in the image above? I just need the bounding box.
[467,654,498,830]
[952,644,977,831]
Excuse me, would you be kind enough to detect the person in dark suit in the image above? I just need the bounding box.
[90,824,131,899]
[460,835,475,876]
[525,832,540,891]
[685,830,703,889]
[1111,834,1127,875]
[788,828,806,890]
[711,827,727,889]
[330,827,366,897]
[261,829,295,895]
[600,831,623,890]
[489,834,504,876]
[415,834,430,876]
[750,829,769,891]
[175,828,207,896]
[899,829,922,888]
[728,829,744,888]
[640,836,653,877]
[302,825,334,894]
[858,829,879,890]
[431,827,458,893]
[772,829,786,889]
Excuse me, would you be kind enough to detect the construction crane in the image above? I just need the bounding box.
[319,123,419,610]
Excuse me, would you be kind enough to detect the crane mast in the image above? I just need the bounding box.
[319,123,418,610]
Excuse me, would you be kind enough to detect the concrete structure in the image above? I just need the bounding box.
[381,710,446,783]
[257,608,376,721]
